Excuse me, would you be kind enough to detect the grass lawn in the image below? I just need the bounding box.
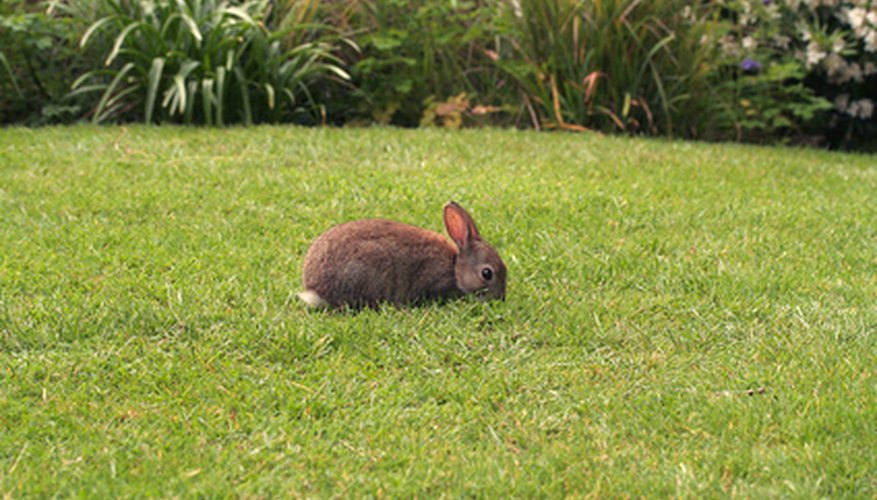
[1,125,875,496]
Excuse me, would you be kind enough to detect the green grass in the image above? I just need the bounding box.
[1,126,875,497]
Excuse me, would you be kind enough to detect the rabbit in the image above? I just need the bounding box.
[299,201,506,309]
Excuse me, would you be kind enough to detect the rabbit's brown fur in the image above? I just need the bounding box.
[300,202,506,309]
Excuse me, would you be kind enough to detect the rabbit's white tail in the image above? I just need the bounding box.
[298,290,329,308]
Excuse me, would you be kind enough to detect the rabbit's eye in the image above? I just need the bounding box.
[481,267,493,281]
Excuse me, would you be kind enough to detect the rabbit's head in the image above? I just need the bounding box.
[444,202,507,301]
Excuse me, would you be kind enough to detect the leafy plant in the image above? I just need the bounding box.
[0,0,96,124]
[715,0,877,149]
[492,0,720,136]
[0,50,23,100]
[72,0,350,125]
[717,58,832,142]
[326,0,506,127]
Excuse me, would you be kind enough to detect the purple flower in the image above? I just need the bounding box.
[763,0,771,4]
[741,57,762,73]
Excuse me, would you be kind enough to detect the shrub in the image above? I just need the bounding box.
[3,0,876,150]
[72,0,350,125]
[716,0,877,149]
[324,0,509,127]
[0,1,98,124]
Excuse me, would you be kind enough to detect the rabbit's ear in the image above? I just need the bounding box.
[444,201,481,249]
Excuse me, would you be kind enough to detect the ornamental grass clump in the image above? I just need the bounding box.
[491,0,719,137]
[72,0,350,125]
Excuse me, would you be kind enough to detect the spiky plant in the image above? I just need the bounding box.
[72,0,350,125]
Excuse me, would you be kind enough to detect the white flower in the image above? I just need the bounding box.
[867,10,877,26]
[859,99,874,119]
[847,62,864,82]
[835,93,850,113]
[835,96,874,120]
[847,7,867,31]
[824,54,865,84]
[799,24,812,42]
[742,36,757,50]
[806,41,827,67]
[720,35,741,56]
[846,100,860,117]
[774,34,791,49]
[823,53,847,79]
[832,37,845,54]
[865,61,877,75]
[844,99,874,120]
[866,30,877,52]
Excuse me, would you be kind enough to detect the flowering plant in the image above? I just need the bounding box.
[717,0,877,148]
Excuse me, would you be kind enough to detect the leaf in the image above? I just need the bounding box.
[215,65,226,126]
[93,62,136,124]
[106,22,143,66]
[224,7,257,26]
[163,60,200,115]
[234,67,252,125]
[0,51,23,98]
[325,64,350,81]
[179,13,203,46]
[202,78,214,126]
[80,16,115,49]
[145,57,166,124]
[265,83,275,110]
[185,80,198,124]
[66,83,109,99]
[369,34,403,51]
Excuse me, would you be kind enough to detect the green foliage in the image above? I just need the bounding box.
[73,0,350,125]
[719,59,833,140]
[2,0,877,148]
[0,1,97,124]
[329,0,505,127]
[0,51,22,99]
[716,0,877,148]
[1,126,876,495]
[491,0,719,136]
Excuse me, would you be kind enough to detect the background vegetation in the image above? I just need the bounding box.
[1,126,875,495]
[2,0,877,148]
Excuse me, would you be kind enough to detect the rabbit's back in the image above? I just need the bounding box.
[301,219,459,308]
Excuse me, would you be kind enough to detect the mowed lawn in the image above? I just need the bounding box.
[1,126,875,496]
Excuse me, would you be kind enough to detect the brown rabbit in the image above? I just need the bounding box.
[299,201,506,309]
